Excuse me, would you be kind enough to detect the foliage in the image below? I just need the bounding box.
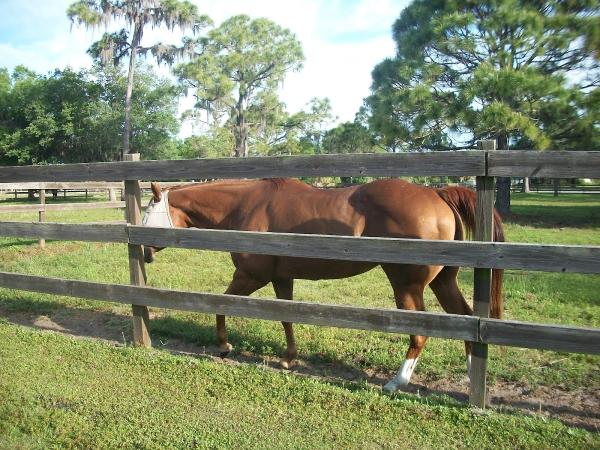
[176,15,304,157]
[0,64,180,164]
[263,97,335,156]
[366,0,599,151]
[321,121,381,155]
[67,0,211,158]
[177,126,233,159]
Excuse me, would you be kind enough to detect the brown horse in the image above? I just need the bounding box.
[142,178,504,392]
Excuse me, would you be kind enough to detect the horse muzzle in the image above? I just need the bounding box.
[143,246,156,264]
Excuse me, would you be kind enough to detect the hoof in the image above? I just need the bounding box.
[382,378,408,394]
[384,358,418,393]
[218,343,233,357]
[280,359,296,370]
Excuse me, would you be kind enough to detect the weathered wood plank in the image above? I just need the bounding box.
[0,204,44,212]
[0,182,123,190]
[0,181,183,190]
[0,152,486,182]
[0,202,125,213]
[128,226,600,274]
[0,271,479,341]
[46,201,125,211]
[488,151,600,178]
[1,270,598,354]
[0,222,128,242]
[38,189,45,248]
[2,222,600,274]
[470,140,496,408]
[124,153,151,348]
[480,318,600,355]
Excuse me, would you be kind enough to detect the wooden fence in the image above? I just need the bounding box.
[0,146,599,409]
[0,182,200,247]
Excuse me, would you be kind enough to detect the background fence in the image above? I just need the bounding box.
[0,146,599,409]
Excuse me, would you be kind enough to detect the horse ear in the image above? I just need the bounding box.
[150,182,162,202]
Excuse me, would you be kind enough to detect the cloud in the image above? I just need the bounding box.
[190,0,402,125]
[0,0,406,136]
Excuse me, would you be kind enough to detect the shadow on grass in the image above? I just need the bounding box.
[0,239,39,249]
[507,205,600,228]
[506,192,600,229]
[1,294,599,431]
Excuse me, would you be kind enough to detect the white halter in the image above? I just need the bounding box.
[142,190,174,228]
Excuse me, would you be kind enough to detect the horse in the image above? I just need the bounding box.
[141,177,504,392]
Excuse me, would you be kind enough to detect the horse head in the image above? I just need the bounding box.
[142,182,175,263]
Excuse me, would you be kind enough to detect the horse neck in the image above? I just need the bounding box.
[167,183,247,229]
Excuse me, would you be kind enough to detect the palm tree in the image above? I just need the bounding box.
[68,0,211,159]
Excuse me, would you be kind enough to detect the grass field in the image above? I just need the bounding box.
[0,191,599,448]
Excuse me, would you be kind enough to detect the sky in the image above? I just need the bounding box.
[0,0,408,136]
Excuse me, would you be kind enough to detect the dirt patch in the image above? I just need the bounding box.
[1,306,598,432]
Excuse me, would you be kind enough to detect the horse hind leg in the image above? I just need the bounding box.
[381,265,433,393]
[273,278,296,369]
[219,269,268,357]
[429,266,474,378]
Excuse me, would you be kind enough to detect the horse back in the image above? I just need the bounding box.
[240,178,456,242]
[356,179,457,241]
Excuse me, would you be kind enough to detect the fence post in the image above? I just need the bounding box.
[469,139,496,408]
[123,153,151,348]
[38,188,45,248]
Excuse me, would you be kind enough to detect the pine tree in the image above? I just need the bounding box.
[367,0,599,215]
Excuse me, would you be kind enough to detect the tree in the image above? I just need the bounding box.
[0,64,181,165]
[176,15,304,157]
[261,97,334,156]
[67,0,210,159]
[367,0,599,215]
[322,121,380,155]
[177,126,233,159]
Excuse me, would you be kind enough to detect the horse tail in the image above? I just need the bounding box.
[436,186,505,320]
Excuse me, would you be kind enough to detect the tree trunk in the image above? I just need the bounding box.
[553,179,559,197]
[234,126,248,157]
[123,22,142,160]
[233,101,248,157]
[494,134,511,217]
[523,177,530,193]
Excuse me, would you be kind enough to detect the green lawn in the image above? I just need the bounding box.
[0,323,596,449]
[0,191,599,448]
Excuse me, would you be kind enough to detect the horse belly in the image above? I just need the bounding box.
[275,256,376,280]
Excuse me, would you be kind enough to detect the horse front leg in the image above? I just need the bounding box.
[273,278,296,369]
[219,269,268,357]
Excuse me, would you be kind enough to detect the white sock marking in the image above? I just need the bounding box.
[466,354,472,380]
[383,357,419,393]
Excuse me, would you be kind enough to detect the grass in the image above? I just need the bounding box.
[0,191,599,447]
[0,323,597,449]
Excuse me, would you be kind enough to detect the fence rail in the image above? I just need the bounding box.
[0,148,599,409]
[1,151,599,183]
[0,152,486,181]
[2,222,600,274]
[0,201,125,213]
[1,271,598,355]
[488,151,600,178]
[0,181,194,190]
